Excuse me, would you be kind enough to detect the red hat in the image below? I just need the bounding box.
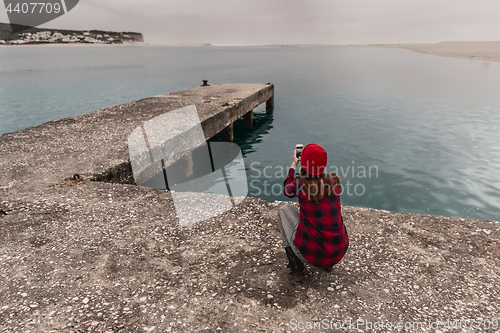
[301,144,327,176]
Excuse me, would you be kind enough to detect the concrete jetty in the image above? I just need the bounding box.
[0,83,274,192]
[1,83,500,332]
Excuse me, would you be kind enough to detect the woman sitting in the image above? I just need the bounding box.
[277,143,349,281]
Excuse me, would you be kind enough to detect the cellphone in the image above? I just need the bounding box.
[296,144,304,158]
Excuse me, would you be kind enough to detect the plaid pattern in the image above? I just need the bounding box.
[284,168,349,268]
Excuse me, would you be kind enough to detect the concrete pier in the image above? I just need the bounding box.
[1,82,499,332]
[0,83,274,193]
[266,95,274,113]
[243,109,254,128]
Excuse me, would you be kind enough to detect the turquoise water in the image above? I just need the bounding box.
[1,45,499,221]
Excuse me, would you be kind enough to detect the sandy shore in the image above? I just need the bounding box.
[376,41,500,62]
[254,41,500,62]
[4,41,500,62]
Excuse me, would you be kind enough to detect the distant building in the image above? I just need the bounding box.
[96,34,102,38]
[103,34,110,38]
[83,31,90,36]
[0,40,5,44]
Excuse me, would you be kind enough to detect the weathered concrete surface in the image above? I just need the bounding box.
[0,83,273,198]
[1,186,499,332]
[1,83,500,332]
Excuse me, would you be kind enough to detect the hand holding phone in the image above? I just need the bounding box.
[295,144,304,158]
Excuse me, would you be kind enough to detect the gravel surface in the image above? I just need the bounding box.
[1,182,499,332]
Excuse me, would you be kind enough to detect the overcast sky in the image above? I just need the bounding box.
[2,0,500,44]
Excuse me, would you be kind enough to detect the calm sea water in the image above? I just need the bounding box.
[1,45,499,221]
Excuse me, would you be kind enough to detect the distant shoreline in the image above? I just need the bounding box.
[144,43,213,47]
[0,42,145,47]
[0,42,214,48]
[262,41,500,62]
[2,40,499,62]
[227,41,500,62]
[370,41,500,63]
